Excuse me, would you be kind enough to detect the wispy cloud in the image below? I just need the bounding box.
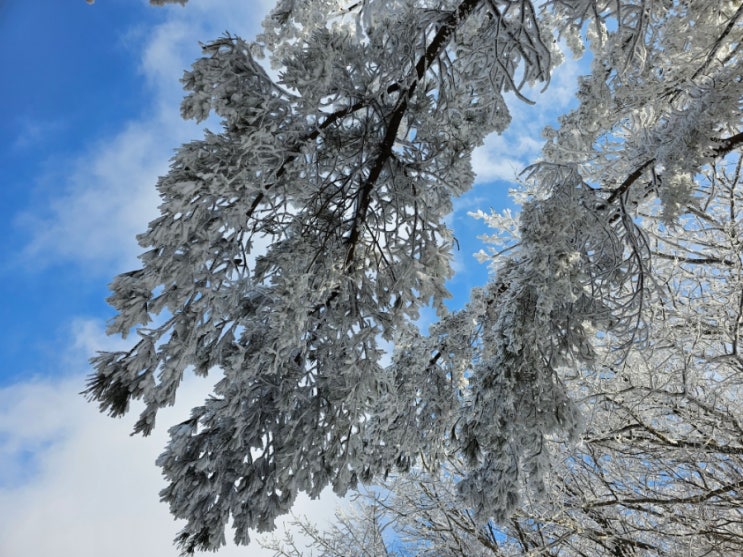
[10,117,69,153]
[18,121,169,272]
[18,0,272,273]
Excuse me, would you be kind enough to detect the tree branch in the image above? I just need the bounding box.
[584,479,743,509]
[605,131,743,206]
[344,0,484,268]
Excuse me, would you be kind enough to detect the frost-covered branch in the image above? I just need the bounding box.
[86,0,743,553]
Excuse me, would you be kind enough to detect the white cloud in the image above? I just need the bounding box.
[470,51,584,186]
[0,318,340,557]
[471,147,526,185]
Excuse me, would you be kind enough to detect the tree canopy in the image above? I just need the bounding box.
[84,0,742,553]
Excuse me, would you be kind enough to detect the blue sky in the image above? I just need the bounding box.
[0,1,582,555]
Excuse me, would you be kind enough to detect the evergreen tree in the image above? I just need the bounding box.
[85,0,742,552]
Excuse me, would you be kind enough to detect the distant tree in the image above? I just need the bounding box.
[261,500,397,557]
[84,0,742,553]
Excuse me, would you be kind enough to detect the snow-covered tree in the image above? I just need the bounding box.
[271,154,743,556]
[84,0,742,553]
